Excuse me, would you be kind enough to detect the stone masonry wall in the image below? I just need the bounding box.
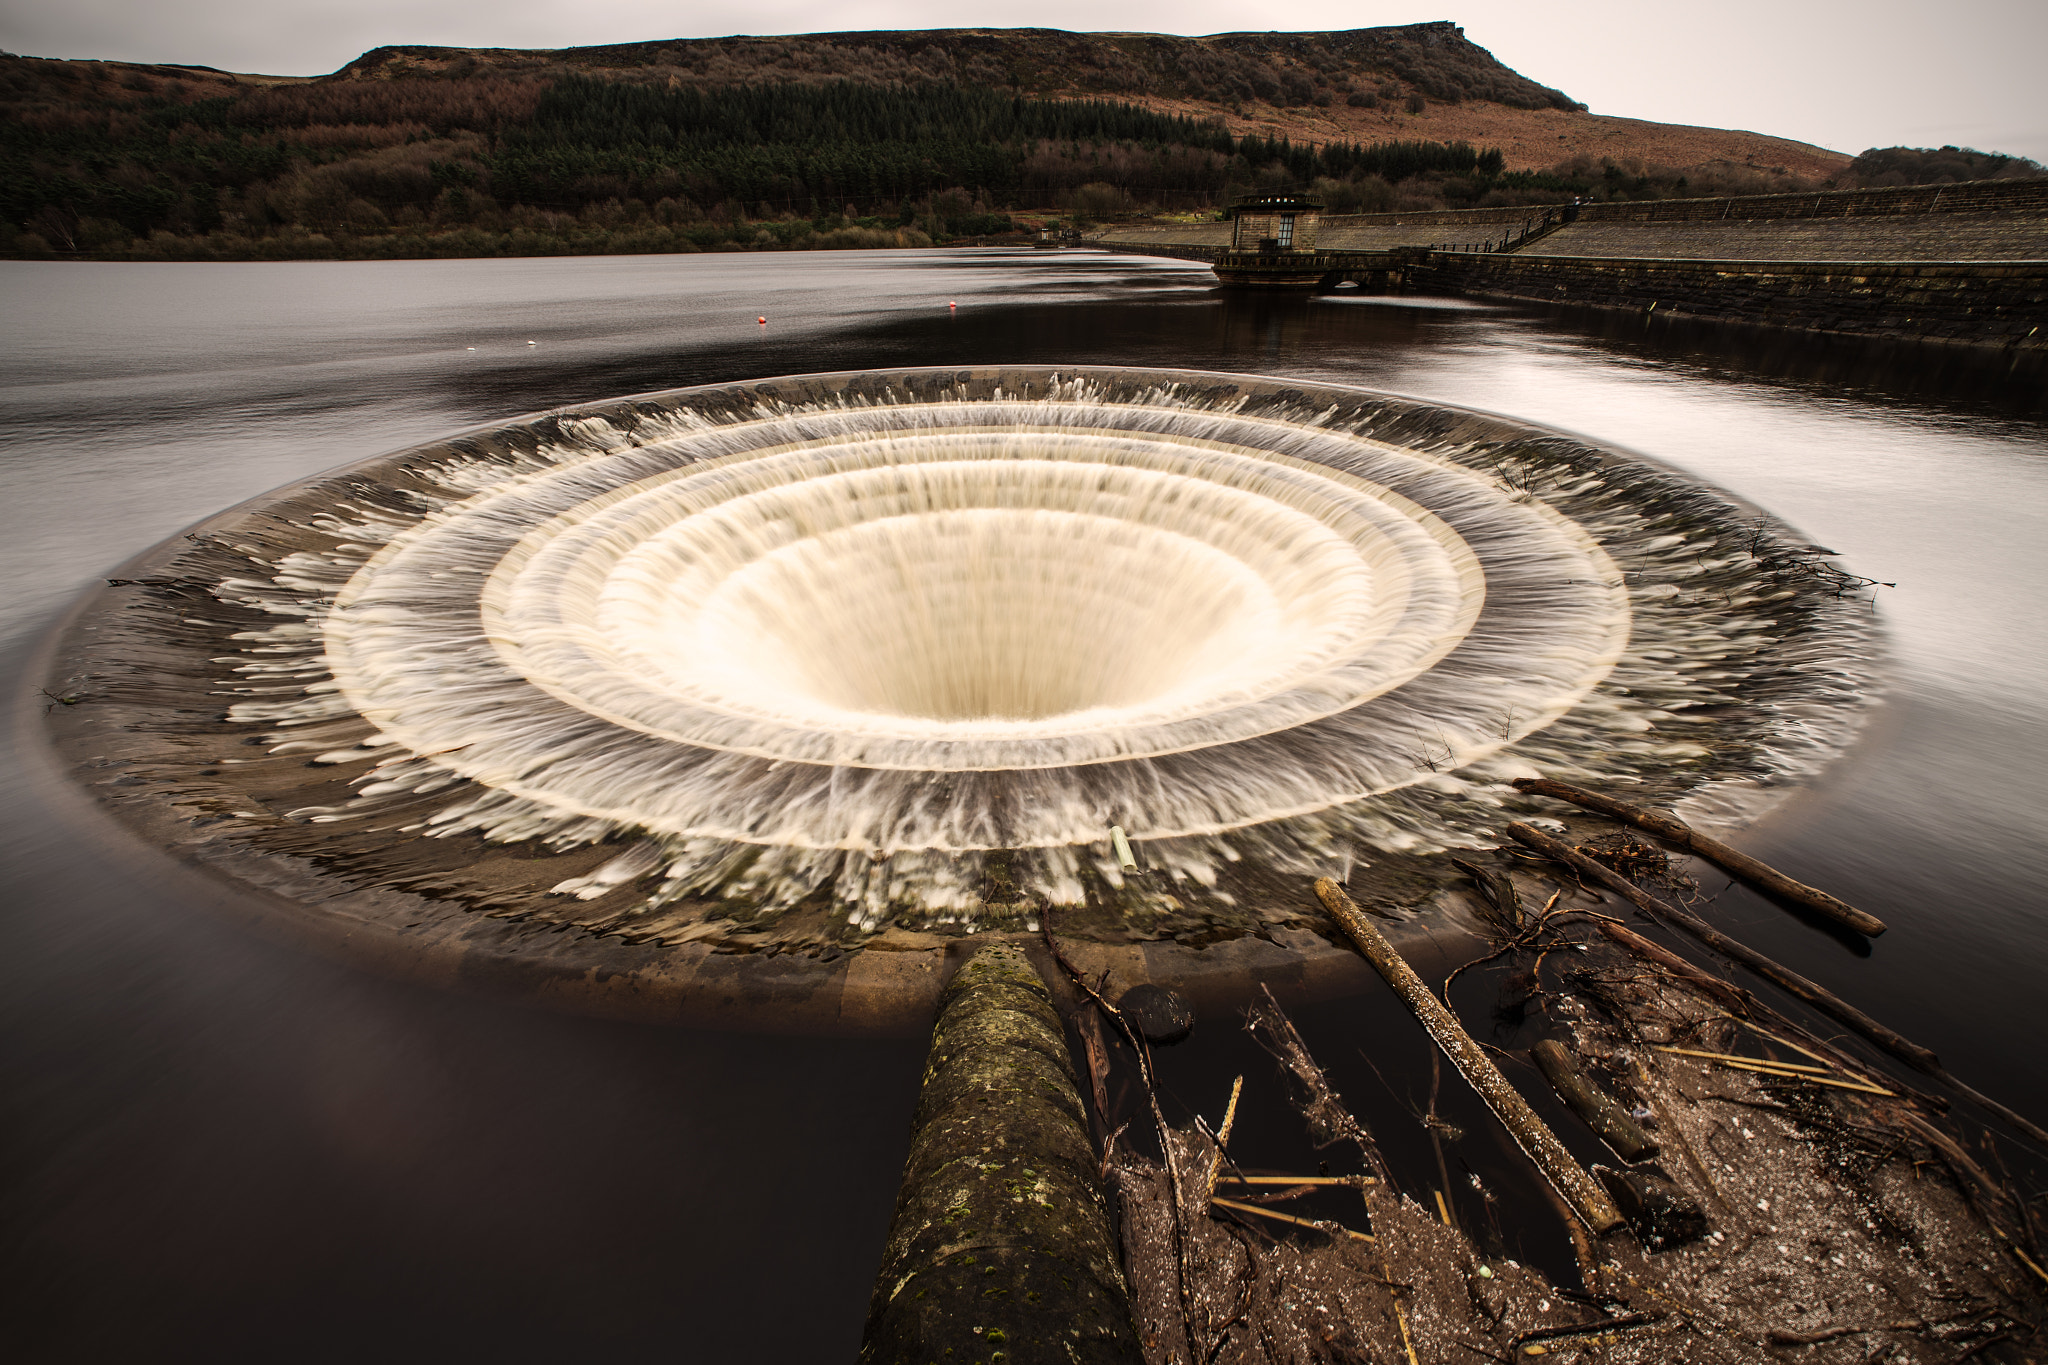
[1576,177,2048,223]
[1532,213,2048,262]
[1092,241,1223,264]
[1413,252,2048,347]
[1314,176,2048,233]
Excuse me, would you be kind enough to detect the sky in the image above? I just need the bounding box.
[2,0,2043,165]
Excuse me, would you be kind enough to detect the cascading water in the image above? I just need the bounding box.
[48,367,1875,1023]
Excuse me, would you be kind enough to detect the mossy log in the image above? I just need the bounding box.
[860,942,1141,1365]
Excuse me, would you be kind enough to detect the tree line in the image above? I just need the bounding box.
[2,69,1518,256]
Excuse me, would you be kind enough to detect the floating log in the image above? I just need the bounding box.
[860,942,1142,1365]
[1510,776,1888,937]
[1506,821,2048,1149]
[1531,1039,1659,1162]
[1312,878,1623,1235]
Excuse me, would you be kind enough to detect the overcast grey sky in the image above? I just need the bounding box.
[3,1,2043,164]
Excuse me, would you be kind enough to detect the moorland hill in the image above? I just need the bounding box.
[0,23,1995,261]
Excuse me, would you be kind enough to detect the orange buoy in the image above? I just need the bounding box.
[757,316,767,324]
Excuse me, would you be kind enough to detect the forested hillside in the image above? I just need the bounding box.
[10,22,2011,262]
[0,59,1519,260]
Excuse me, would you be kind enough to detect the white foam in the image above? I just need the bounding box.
[206,377,1871,931]
[320,410,1624,856]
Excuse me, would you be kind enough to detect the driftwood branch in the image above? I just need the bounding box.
[1313,877,1624,1234]
[1506,821,2048,1149]
[1510,777,1887,937]
[1597,919,1752,1014]
[1603,921,1950,1112]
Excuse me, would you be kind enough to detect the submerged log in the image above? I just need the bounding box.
[1596,919,1753,1014]
[1510,776,1888,937]
[1506,821,2048,1149]
[1313,878,1624,1235]
[1531,1039,1660,1163]
[860,941,1142,1365]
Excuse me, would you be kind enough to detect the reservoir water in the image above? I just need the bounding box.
[3,249,2043,1360]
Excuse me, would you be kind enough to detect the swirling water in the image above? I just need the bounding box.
[2,251,2044,1359]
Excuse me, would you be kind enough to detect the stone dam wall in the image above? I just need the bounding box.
[1413,254,2047,347]
[1571,177,2048,222]
[1086,178,2048,346]
[1533,213,2048,262]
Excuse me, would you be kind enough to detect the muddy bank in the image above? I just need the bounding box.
[1054,854,2047,1363]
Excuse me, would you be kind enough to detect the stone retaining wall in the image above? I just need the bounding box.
[1319,205,1543,229]
[1413,252,2048,347]
[1533,213,2048,262]
[1310,176,2048,233]
[1094,222,1232,247]
[1092,240,1222,263]
[1576,176,2048,222]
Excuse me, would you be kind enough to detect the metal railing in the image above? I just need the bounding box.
[1429,207,1568,254]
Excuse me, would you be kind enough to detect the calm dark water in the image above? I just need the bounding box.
[3,249,2044,1360]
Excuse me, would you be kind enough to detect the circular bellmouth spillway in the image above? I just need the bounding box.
[48,367,1877,1030]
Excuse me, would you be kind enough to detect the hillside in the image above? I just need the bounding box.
[0,23,1861,261]
[337,24,1584,113]
[334,25,1845,182]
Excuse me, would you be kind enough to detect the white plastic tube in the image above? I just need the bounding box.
[1110,825,1137,872]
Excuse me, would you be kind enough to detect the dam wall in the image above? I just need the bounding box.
[1527,213,2048,262]
[1412,253,2048,346]
[1093,239,1223,263]
[1570,176,2048,223]
[1092,178,2048,345]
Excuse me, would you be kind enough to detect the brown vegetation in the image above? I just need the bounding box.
[337,23,1580,113]
[24,24,2043,264]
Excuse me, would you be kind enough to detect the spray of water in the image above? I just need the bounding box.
[202,369,1873,937]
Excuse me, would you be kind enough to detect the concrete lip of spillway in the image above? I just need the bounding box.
[40,366,1877,1033]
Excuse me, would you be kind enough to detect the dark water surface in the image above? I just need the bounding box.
[4,250,2044,1360]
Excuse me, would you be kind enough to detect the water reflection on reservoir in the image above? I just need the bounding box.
[2,248,2043,1360]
